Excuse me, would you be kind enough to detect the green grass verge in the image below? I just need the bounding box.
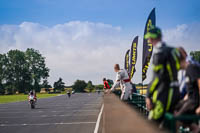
[0,93,61,104]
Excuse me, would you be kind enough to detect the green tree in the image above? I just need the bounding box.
[86,80,94,92]
[25,48,49,92]
[41,79,52,92]
[95,84,104,90]
[53,78,65,92]
[0,48,50,94]
[5,50,30,94]
[0,54,7,94]
[72,80,87,92]
[42,79,52,88]
[190,51,200,63]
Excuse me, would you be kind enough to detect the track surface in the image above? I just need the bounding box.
[0,93,103,133]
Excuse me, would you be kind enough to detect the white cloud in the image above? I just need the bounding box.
[163,23,200,52]
[0,21,128,85]
[0,21,199,85]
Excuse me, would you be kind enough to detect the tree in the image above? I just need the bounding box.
[190,51,200,63]
[72,80,87,92]
[86,80,94,92]
[0,48,50,94]
[5,50,29,94]
[53,78,65,92]
[0,54,7,94]
[25,48,49,92]
[41,79,52,92]
[95,84,104,90]
[42,79,52,88]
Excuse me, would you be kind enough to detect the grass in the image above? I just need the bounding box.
[84,88,96,93]
[0,93,61,104]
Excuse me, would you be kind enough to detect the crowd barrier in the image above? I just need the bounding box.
[113,89,200,133]
[164,113,200,133]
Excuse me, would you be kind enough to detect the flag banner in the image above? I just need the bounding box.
[130,36,138,79]
[142,8,156,81]
[124,49,130,73]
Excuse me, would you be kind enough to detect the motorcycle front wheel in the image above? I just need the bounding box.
[30,101,35,109]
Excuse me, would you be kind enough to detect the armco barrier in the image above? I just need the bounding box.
[131,93,148,115]
[113,90,200,133]
[164,113,200,133]
[114,90,148,115]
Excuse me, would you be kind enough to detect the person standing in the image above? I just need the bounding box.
[111,64,132,100]
[175,47,200,132]
[178,52,194,99]
[103,78,110,94]
[145,26,181,122]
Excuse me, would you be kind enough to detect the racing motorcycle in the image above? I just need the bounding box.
[29,95,36,109]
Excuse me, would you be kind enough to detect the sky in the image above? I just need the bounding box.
[0,0,200,85]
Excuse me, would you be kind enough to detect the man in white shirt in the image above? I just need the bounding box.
[111,64,132,100]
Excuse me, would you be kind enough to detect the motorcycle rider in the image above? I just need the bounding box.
[28,90,37,101]
[111,64,132,100]
[145,26,181,122]
[67,90,71,98]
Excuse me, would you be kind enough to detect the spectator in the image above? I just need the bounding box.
[178,51,194,99]
[111,64,132,100]
[175,47,200,133]
[145,26,181,122]
[107,79,114,88]
[103,78,111,94]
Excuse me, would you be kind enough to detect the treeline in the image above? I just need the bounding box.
[72,80,103,92]
[0,48,49,94]
[51,79,103,93]
[190,51,200,63]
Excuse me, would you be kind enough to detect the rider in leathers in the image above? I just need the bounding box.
[145,26,181,122]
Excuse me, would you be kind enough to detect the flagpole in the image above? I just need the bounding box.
[142,76,143,96]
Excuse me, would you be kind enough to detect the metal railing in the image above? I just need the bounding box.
[113,89,200,133]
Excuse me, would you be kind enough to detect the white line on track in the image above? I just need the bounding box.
[84,104,100,106]
[0,114,97,119]
[0,122,96,127]
[52,109,99,112]
[94,104,104,133]
[0,106,99,111]
[0,109,99,114]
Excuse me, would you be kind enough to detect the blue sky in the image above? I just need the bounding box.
[1,0,200,29]
[0,0,200,85]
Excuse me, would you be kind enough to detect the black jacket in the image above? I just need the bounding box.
[147,42,181,98]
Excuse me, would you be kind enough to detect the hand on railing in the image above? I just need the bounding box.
[145,97,153,111]
[196,106,200,115]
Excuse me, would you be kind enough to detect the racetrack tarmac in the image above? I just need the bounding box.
[0,93,103,133]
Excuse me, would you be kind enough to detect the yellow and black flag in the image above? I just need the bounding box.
[130,36,138,79]
[142,8,156,81]
[124,49,130,73]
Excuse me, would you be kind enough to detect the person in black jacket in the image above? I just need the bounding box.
[145,26,181,122]
[175,47,200,132]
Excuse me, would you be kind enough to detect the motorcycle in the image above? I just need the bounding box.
[67,92,71,98]
[29,95,36,109]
